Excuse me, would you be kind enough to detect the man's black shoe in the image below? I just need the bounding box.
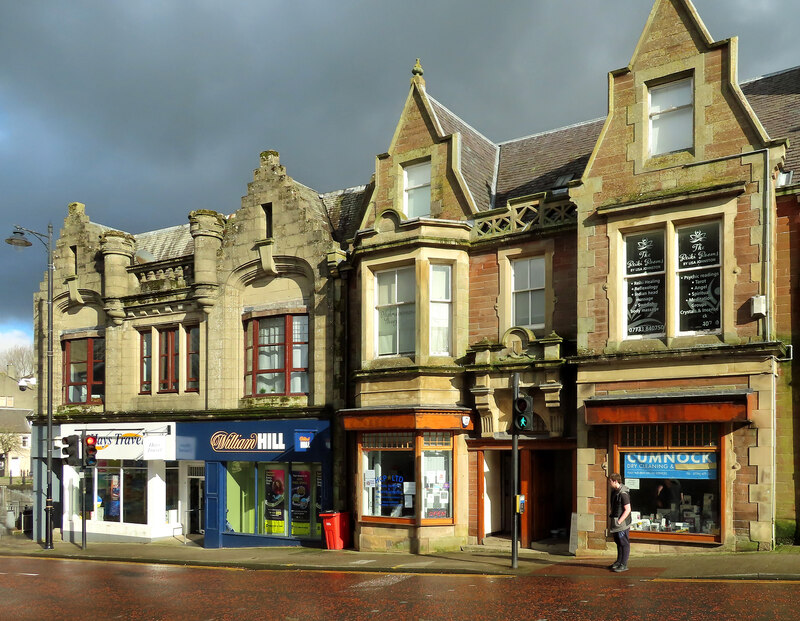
[612,565,629,572]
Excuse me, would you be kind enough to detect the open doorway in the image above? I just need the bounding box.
[482,451,515,540]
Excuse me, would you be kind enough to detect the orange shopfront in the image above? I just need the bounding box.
[585,390,753,545]
[340,407,473,552]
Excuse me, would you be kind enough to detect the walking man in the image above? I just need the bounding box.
[608,472,632,572]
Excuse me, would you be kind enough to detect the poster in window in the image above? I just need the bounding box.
[263,468,285,534]
[627,274,666,336]
[679,268,720,332]
[291,469,311,536]
[678,223,719,270]
[625,232,664,276]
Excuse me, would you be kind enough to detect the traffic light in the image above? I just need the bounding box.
[512,394,534,432]
[61,435,81,467]
[83,435,98,468]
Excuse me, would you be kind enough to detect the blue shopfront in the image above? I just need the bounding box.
[176,419,332,548]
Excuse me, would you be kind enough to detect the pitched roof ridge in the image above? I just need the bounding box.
[498,116,606,146]
[426,94,498,149]
[319,185,368,198]
[741,64,800,85]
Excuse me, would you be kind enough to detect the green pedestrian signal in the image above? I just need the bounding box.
[512,395,534,432]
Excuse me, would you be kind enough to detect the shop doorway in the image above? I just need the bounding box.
[528,450,572,542]
[189,477,204,535]
[482,451,515,538]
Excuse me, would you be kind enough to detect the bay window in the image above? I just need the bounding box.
[376,267,415,356]
[63,337,105,404]
[244,314,309,396]
[139,331,152,393]
[186,326,200,391]
[429,264,451,355]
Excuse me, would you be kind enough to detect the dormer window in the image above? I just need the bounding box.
[404,161,431,218]
[649,77,693,156]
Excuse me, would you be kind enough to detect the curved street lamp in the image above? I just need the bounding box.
[5,223,54,550]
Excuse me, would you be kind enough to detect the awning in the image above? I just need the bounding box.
[584,390,754,425]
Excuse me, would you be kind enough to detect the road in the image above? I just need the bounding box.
[1,556,798,620]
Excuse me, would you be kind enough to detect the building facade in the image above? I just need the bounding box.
[30,0,799,554]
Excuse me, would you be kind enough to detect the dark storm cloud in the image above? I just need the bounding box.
[1,0,796,336]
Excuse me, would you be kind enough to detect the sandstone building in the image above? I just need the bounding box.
[29,0,800,554]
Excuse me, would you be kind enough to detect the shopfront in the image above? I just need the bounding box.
[60,422,178,543]
[176,419,331,548]
[340,407,472,553]
[586,391,753,546]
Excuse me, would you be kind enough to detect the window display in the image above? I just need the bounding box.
[92,459,147,524]
[618,424,720,537]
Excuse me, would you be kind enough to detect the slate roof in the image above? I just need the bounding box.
[0,409,32,434]
[134,224,193,263]
[428,96,498,213]
[495,119,604,208]
[741,65,800,176]
[320,186,368,245]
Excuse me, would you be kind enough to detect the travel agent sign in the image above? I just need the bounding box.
[176,419,330,462]
[61,422,176,461]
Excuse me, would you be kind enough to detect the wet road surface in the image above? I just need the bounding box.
[2,555,798,620]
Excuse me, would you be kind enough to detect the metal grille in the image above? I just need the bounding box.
[422,432,451,448]
[188,466,205,477]
[362,432,414,450]
[671,423,717,447]
[620,424,664,447]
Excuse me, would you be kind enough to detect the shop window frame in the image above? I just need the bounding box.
[613,423,724,544]
[357,430,455,527]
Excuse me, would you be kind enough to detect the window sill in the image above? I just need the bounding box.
[629,530,720,545]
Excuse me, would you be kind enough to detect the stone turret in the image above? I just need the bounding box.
[189,209,225,312]
[100,230,135,325]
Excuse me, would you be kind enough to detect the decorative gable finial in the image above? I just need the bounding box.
[412,58,424,77]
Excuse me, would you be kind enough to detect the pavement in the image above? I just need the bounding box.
[0,530,798,580]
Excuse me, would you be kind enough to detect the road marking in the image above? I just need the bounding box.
[653,578,800,584]
[350,559,375,565]
[350,574,411,590]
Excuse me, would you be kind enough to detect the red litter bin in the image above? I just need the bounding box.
[320,512,350,550]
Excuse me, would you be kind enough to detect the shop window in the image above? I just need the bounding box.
[429,264,451,355]
[186,326,200,391]
[360,431,454,522]
[512,256,546,329]
[618,423,719,538]
[623,220,721,338]
[225,461,321,538]
[63,337,105,404]
[88,459,147,525]
[139,331,152,393]
[244,315,309,396]
[158,328,179,392]
[362,433,415,519]
[376,267,415,356]
[649,77,693,156]
[165,461,179,512]
[404,160,431,218]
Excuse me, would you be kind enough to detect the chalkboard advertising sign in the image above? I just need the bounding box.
[626,232,666,336]
[677,223,720,333]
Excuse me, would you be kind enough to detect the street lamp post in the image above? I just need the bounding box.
[6,223,55,550]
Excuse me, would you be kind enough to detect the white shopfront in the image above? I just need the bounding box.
[60,422,180,543]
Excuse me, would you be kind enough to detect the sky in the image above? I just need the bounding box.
[1,0,797,352]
